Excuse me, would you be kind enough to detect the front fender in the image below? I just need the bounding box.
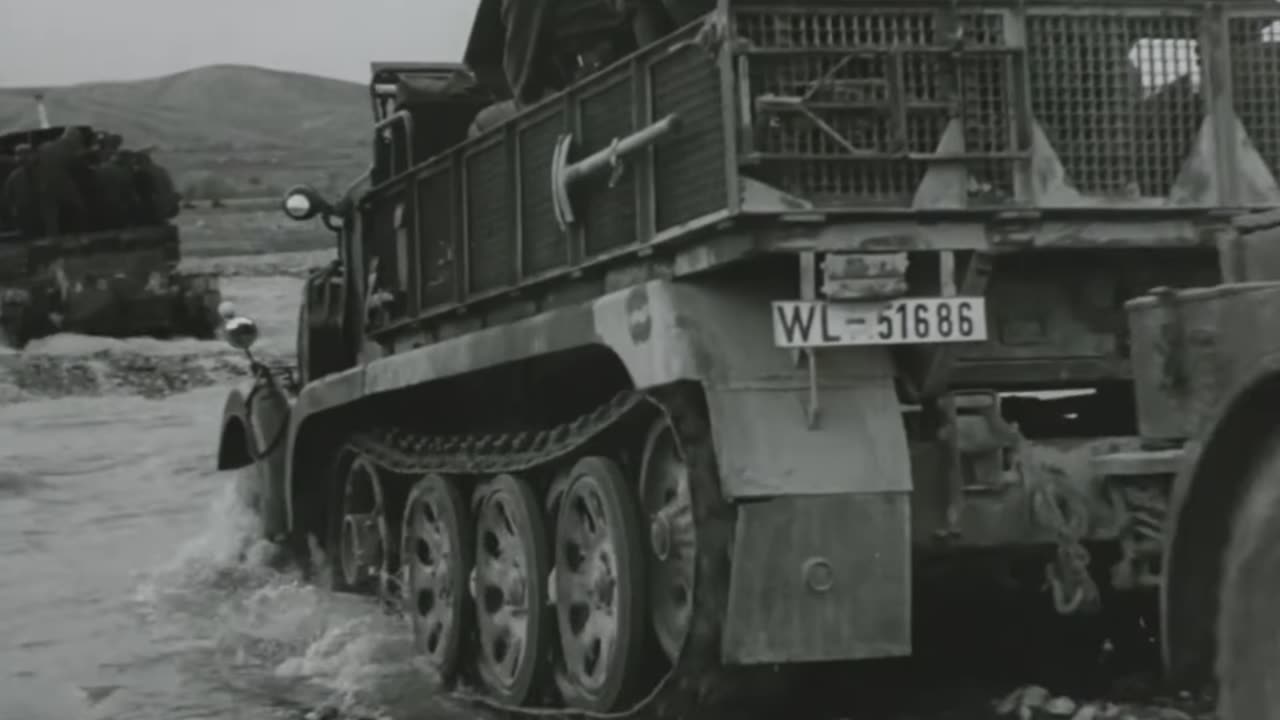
[217,386,254,470]
[216,379,294,540]
[1161,352,1280,685]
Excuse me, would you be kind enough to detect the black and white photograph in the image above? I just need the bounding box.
[2,1,1279,718]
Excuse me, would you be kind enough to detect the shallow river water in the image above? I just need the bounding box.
[0,274,472,720]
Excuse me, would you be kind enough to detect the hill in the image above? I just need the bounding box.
[0,65,373,201]
[0,64,369,151]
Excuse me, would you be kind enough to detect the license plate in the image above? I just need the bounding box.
[771,297,988,348]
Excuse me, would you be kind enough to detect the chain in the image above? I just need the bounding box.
[1015,431,1102,615]
[1108,483,1168,591]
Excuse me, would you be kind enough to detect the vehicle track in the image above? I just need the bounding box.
[323,381,1216,720]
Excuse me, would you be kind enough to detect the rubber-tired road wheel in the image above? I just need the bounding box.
[402,473,474,686]
[554,455,648,712]
[1216,430,1280,720]
[330,454,392,596]
[473,473,551,705]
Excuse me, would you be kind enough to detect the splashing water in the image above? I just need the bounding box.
[0,275,473,720]
[123,473,466,720]
[3,440,464,719]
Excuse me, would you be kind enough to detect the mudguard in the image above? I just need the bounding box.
[1154,278,1280,685]
[216,379,292,541]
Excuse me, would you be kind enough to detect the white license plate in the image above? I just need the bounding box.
[771,297,988,348]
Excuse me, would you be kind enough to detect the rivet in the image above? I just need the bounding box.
[802,557,834,593]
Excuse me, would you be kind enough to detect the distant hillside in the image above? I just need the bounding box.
[0,64,369,151]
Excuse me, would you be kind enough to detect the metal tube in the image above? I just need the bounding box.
[562,113,680,187]
[343,167,373,201]
[373,110,415,176]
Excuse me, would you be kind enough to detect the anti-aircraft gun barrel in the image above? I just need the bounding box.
[551,112,681,230]
[562,112,680,187]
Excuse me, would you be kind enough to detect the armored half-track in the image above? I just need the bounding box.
[0,124,222,348]
[217,2,1280,718]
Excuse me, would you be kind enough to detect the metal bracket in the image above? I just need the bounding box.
[804,350,820,429]
[907,250,995,400]
[363,257,393,330]
[1150,286,1187,393]
[796,252,821,429]
[934,394,963,540]
[372,110,415,177]
[820,252,909,300]
[932,390,1019,540]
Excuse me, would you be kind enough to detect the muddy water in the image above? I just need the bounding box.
[0,273,469,720]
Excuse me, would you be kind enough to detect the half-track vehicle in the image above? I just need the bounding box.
[0,119,222,348]
[216,1,1280,718]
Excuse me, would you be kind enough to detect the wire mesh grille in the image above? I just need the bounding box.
[1026,12,1200,198]
[735,4,1280,207]
[651,41,727,230]
[580,79,637,255]
[736,8,1015,206]
[417,166,455,307]
[517,110,567,277]
[1230,15,1280,179]
[465,142,514,294]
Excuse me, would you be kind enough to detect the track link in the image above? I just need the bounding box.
[340,383,768,720]
[346,390,645,479]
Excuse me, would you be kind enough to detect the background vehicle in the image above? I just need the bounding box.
[216,2,1280,718]
[0,95,221,348]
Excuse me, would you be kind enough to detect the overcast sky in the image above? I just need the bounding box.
[0,0,480,87]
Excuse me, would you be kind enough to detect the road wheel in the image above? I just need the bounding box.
[472,473,551,705]
[1216,430,1280,720]
[402,473,473,686]
[638,414,698,663]
[553,456,647,711]
[330,453,392,596]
